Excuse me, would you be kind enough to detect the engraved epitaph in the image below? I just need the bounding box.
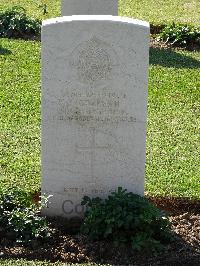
[41,16,149,217]
[61,0,118,16]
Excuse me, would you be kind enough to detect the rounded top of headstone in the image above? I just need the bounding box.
[42,15,150,29]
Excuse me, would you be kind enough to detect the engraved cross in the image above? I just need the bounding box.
[75,127,111,181]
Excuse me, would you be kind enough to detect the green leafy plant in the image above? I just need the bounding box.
[0,6,41,38]
[158,23,200,46]
[0,189,52,244]
[81,187,172,252]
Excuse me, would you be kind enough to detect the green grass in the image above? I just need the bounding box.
[120,0,200,27]
[0,39,41,194]
[0,0,200,26]
[0,38,199,198]
[0,0,60,20]
[147,48,200,198]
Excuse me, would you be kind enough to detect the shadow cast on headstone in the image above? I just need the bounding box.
[150,47,200,69]
[0,46,12,55]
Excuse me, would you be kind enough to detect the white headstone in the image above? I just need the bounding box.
[41,16,149,218]
[61,0,118,16]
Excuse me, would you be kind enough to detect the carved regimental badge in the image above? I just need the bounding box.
[69,37,118,86]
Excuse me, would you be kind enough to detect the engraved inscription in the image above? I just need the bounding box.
[55,89,136,128]
[44,86,138,182]
[64,187,107,194]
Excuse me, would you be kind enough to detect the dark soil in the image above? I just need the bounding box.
[150,37,200,51]
[0,197,199,265]
[150,24,165,34]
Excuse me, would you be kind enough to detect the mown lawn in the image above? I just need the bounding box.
[0,0,200,26]
[147,47,200,198]
[0,39,41,194]
[0,38,199,198]
[120,0,200,26]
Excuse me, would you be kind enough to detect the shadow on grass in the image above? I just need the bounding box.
[0,46,12,55]
[150,47,200,69]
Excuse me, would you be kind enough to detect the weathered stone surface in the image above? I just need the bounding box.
[61,0,118,16]
[41,16,149,217]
